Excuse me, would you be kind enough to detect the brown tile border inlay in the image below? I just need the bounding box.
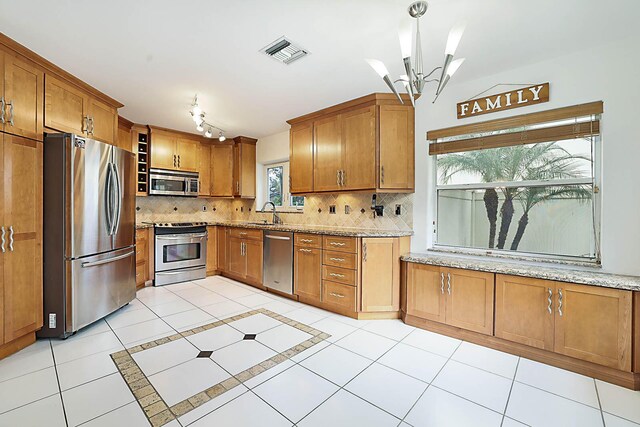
[111,308,331,427]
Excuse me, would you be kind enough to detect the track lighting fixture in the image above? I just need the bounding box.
[189,94,227,140]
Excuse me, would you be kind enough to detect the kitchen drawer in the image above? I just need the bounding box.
[229,227,263,241]
[322,265,356,286]
[323,250,357,270]
[295,233,322,249]
[135,240,147,265]
[136,263,147,286]
[322,281,356,311]
[323,235,357,253]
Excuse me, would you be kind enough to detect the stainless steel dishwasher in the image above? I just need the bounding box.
[263,230,294,295]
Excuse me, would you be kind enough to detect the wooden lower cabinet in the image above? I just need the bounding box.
[244,239,263,285]
[294,246,322,301]
[217,227,227,273]
[227,237,245,278]
[495,275,555,350]
[322,281,356,312]
[554,282,632,371]
[405,264,494,335]
[225,232,263,286]
[206,226,217,275]
[135,229,149,288]
[361,237,400,313]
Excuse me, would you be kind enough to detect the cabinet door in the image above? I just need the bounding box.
[244,239,263,285]
[238,142,256,198]
[3,134,43,343]
[206,226,217,274]
[217,227,227,273]
[554,283,632,371]
[3,54,44,141]
[313,115,342,192]
[176,138,198,172]
[150,132,177,170]
[198,143,211,196]
[87,97,117,145]
[445,268,494,335]
[117,124,132,152]
[44,74,88,135]
[495,275,555,351]
[378,105,414,190]
[227,237,245,278]
[361,238,399,312]
[341,106,376,191]
[211,143,234,196]
[290,123,314,193]
[294,247,322,301]
[405,263,445,323]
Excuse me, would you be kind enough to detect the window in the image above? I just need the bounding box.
[431,108,601,262]
[263,161,304,210]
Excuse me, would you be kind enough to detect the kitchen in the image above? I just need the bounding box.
[0,1,639,426]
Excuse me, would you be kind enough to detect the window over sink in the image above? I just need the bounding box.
[264,161,304,211]
[431,108,602,262]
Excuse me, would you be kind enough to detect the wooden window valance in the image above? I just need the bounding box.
[428,101,603,156]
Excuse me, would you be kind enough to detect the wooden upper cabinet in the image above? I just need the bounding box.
[361,238,399,312]
[341,106,376,191]
[379,105,414,190]
[294,246,322,302]
[290,122,313,193]
[233,137,257,198]
[87,97,117,145]
[211,142,234,197]
[445,268,494,335]
[198,143,211,196]
[176,137,198,172]
[2,134,43,343]
[289,93,414,194]
[45,74,87,135]
[495,275,555,351]
[2,53,44,141]
[117,116,133,152]
[405,263,445,323]
[313,115,342,192]
[150,129,178,170]
[554,283,632,371]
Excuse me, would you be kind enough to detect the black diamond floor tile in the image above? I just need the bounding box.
[243,334,257,340]
[197,350,213,358]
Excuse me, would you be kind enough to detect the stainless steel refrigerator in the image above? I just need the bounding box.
[39,133,136,338]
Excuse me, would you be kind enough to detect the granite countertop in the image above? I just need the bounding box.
[401,251,640,291]
[135,224,153,230]
[136,221,412,237]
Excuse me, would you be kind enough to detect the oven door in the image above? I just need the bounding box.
[149,174,187,196]
[155,232,207,272]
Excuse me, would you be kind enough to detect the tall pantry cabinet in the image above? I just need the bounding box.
[0,45,44,357]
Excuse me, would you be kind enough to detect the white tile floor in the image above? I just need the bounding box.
[0,275,638,426]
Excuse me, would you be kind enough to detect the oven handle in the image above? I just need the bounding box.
[156,233,207,240]
[156,266,205,275]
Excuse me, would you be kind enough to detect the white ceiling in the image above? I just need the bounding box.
[0,0,637,138]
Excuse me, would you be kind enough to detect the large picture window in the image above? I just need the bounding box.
[431,105,601,261]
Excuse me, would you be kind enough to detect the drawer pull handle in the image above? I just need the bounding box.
[558,288,563,317]
[329,292,345,299]
[298,248,312,253]
[329,242,346,246]
[329,257,345,262]
[300,239,314,243]
[440,272,444,294]
[547,288,553,314]
[329,273,345,278]
[447,272,451,295]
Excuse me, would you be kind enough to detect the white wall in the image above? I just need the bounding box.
[255,130,289,207]
[413,35,640,275]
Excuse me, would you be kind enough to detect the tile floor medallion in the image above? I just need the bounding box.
[110,308,331,427]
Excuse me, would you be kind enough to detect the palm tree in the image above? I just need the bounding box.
[438,141,591,251]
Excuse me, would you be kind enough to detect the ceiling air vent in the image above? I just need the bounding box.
[260,36,309,65]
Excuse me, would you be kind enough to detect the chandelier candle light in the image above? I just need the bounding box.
[190,95,226,141]
[367,1,465,105]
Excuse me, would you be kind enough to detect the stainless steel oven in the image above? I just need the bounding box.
[149,168,199,197]
[154,223,207,285]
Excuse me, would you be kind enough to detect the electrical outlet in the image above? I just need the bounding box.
[48,313,56,329]
[345,205,351,214]
[329,205,336,214]
[395,204,402,215]
[202,205,207,211]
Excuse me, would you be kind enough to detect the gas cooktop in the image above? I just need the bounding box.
[153,222,208,228]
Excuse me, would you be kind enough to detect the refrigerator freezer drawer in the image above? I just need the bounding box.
[70,246,136,332]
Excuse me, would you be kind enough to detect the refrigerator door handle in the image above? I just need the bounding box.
[81,250,135,268]
[105,163,114,235]
[112,162,122,235]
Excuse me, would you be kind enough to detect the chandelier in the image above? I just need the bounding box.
[366,1,465,106]
[189,95,226,141]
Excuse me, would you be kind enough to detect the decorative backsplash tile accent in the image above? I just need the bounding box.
[136,193,413,231]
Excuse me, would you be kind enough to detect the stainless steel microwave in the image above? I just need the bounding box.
[149,168,199,197]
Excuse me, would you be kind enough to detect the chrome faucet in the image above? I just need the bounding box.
[261,201,282,225]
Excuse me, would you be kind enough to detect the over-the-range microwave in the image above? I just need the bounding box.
[149,168,199,197]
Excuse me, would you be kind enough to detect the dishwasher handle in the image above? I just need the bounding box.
[265,235,291,241]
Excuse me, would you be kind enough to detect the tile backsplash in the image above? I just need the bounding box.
[136,193,413,231]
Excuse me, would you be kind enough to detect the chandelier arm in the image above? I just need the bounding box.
[422,66,443,80]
